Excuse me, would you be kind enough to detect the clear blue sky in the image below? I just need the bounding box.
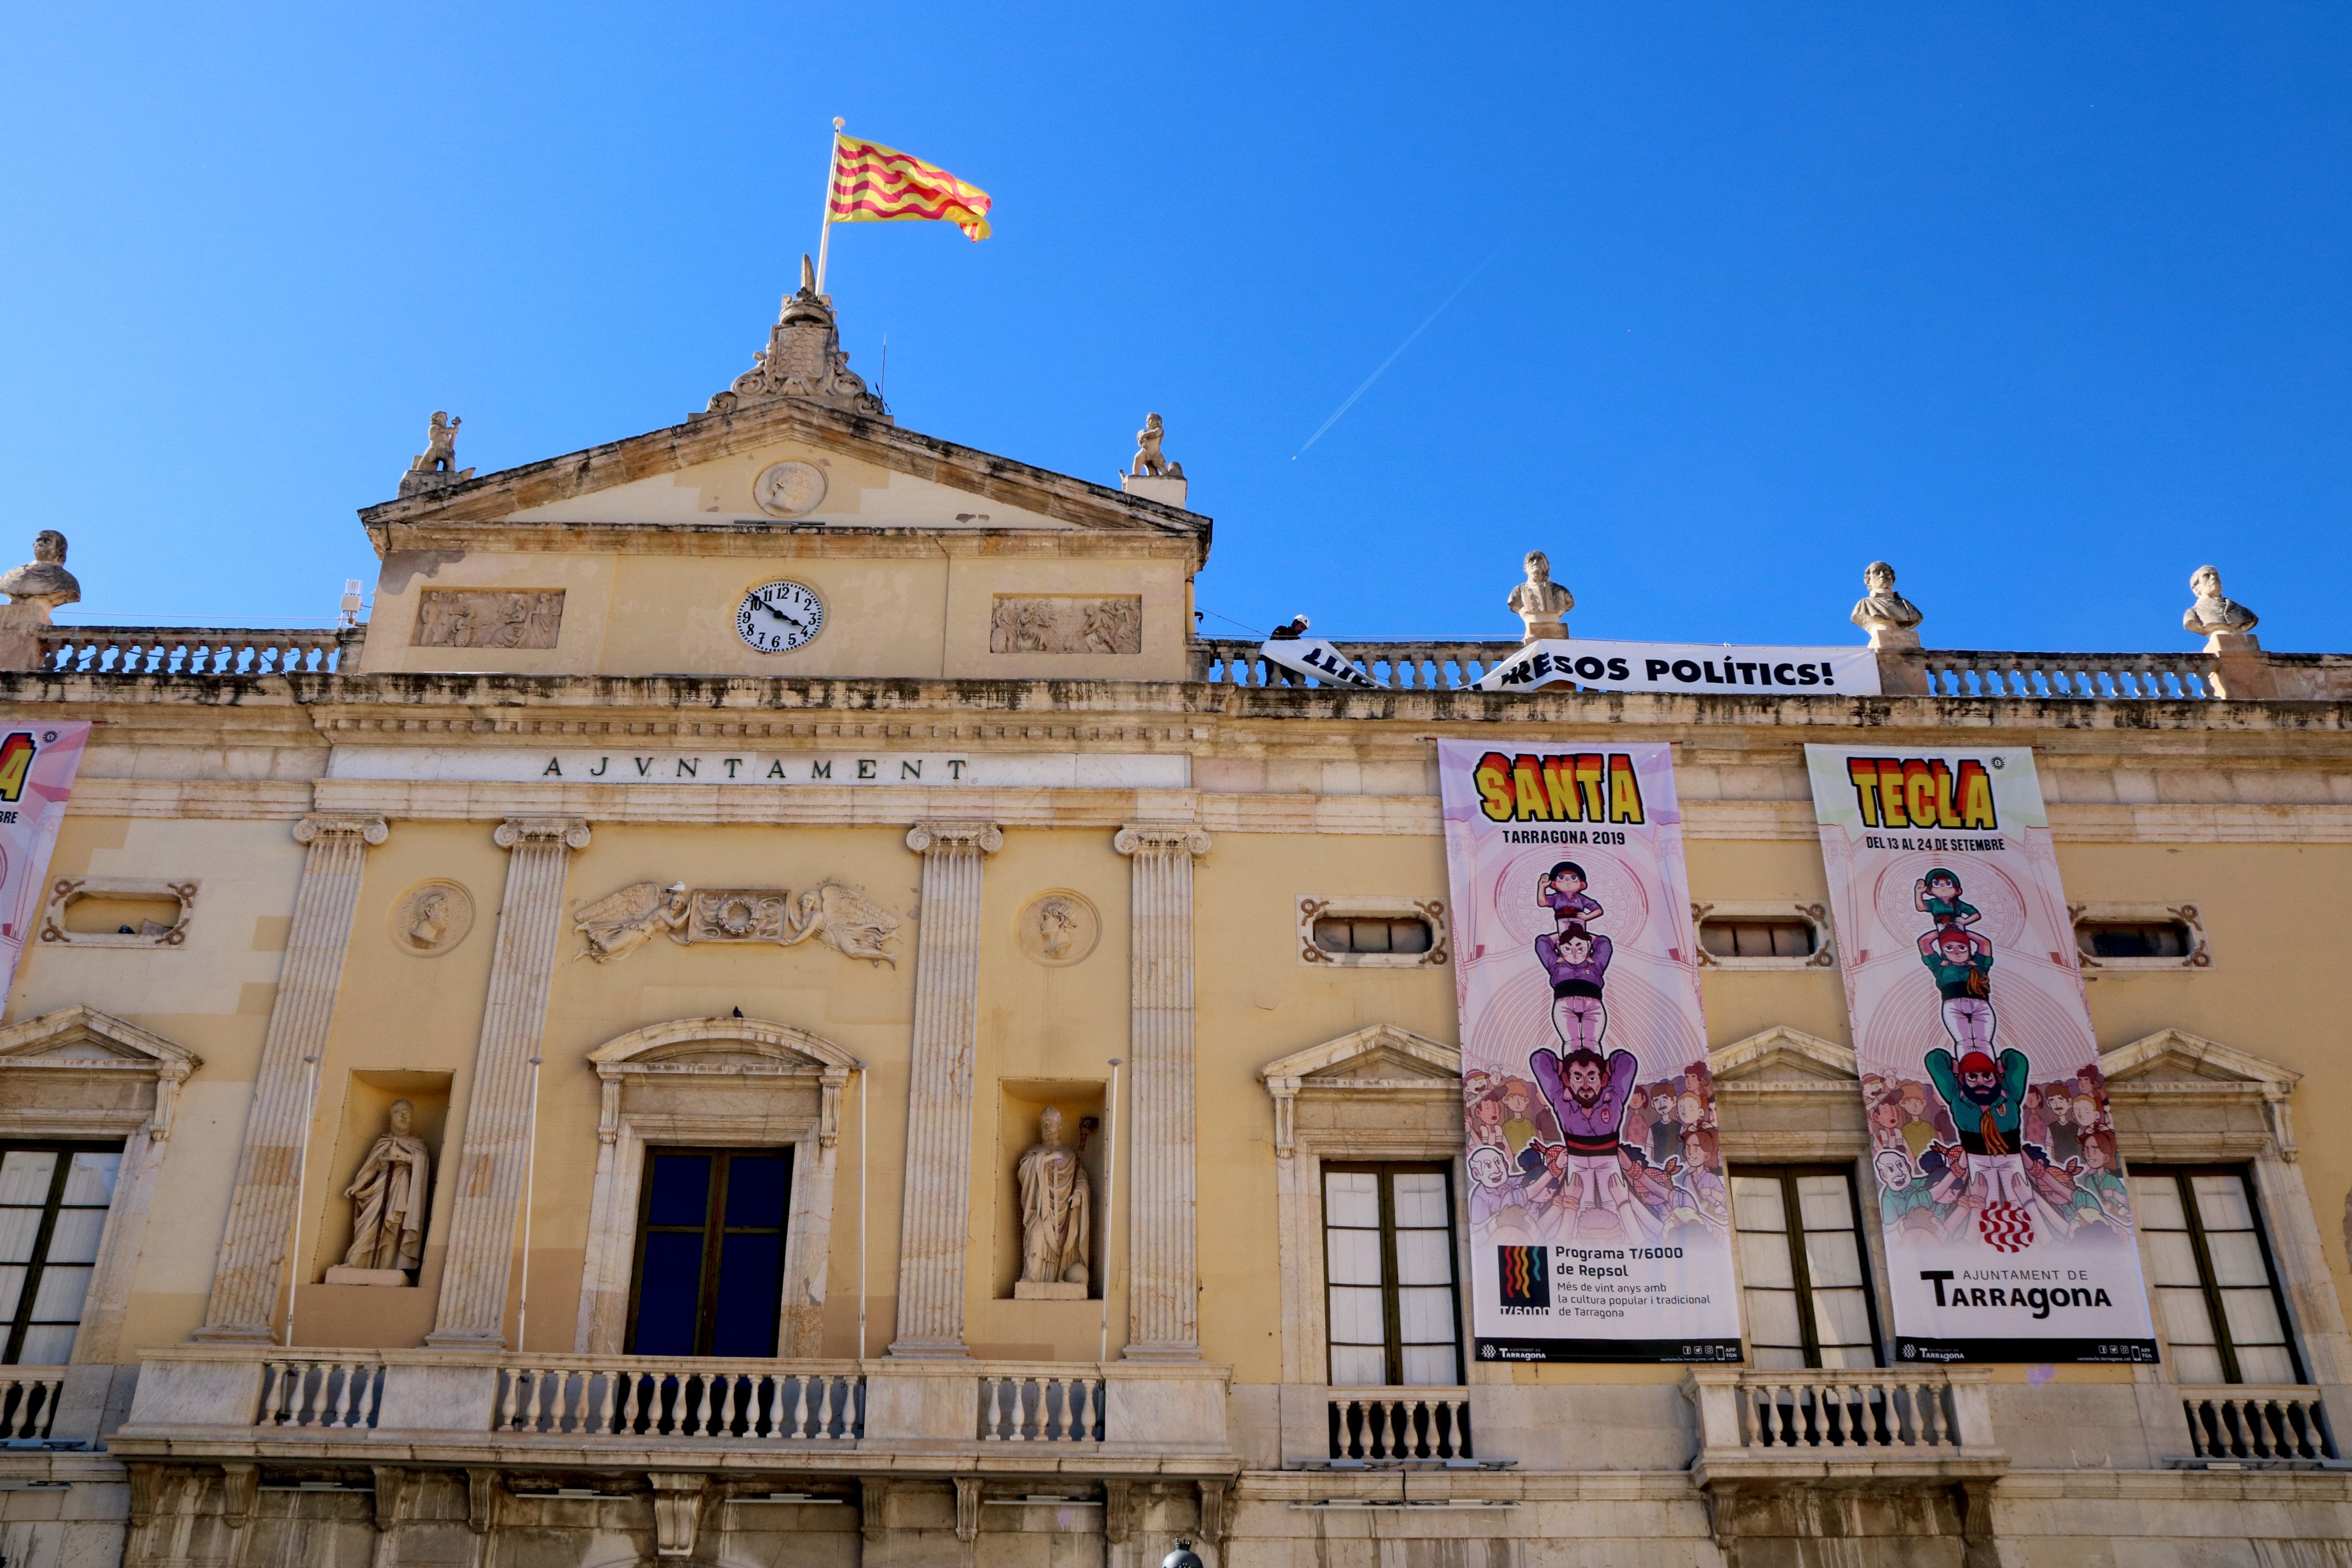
[3,5,2345,651]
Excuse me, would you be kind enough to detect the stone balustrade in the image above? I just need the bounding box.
[1327,1388,1473,1462]
[110,1347,1233,1468]
[2180,1385,2338,1464]
[0,1369,63,1439]
[35,625,355,676]
[1189,638,2352,700]
[1684,1367,2006,1486]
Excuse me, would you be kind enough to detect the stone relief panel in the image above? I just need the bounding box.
[1016,890,1101,967]
[573,879,902,967]
[390,880,475,957]
[989,595,1142,655]
[412,589,565,650]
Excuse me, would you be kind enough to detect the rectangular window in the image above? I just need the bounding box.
[2132,1166,2300,1385]
[1730,1165,1880,1370]
[1323,1163,1462,1386]
[0,1141,122,1365]
[626,1147,793,1358]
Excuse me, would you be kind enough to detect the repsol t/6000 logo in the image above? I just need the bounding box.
[1496,1245,1550,1311]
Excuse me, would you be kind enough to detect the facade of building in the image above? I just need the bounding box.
[2,280,2351,1568]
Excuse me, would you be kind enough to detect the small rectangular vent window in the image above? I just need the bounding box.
[2079,922,2191,960]
[1698,919,1816,960]
[1314,917,1433,956]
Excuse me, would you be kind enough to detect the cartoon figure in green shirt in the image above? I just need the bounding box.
[1923,929,1997,1054]
[1914,868,1990,959]
[1925,1042,2034,1207]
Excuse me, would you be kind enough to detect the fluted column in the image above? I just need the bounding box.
[426,817,590,1348]
[1114,824,1210,1360]
[887,820,1003,1358]
[195,814,388,1342]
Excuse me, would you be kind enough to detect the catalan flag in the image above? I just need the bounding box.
[827,135,993,241]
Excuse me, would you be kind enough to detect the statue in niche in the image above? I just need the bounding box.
[1505,551,1574,643]
[2183,564,2259,644]
[1015,1107,1092,1299]
[335,1100,431,1282]
[1850,560,1925,649]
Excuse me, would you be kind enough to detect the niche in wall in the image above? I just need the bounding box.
[311,1070,452,1285]
[994,1079,1107,1302]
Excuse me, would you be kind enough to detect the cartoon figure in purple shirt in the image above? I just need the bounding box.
[1536,921,1614,1050]
[1530,1043,1656,1239]
[1538,861,1604,932]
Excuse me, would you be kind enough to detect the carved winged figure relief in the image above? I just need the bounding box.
[778,881,902,967]
[572,881,689,963]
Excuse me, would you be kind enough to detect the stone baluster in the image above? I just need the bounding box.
[194,814,389,1342]
[1114,824,1210,1360]
[426,818,591,1348]
[888,821,1003,1357]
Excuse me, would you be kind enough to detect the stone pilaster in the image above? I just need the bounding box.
[1114,823,1210,1360]
[887,820,1003,1358]
[426,817,590,1348]
[194,814,388,1342]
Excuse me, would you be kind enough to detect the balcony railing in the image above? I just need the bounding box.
[0,1369,63,1439]
[1685,1368,2004,1481]
[1327,1389,1473,1461]
[115,1346,1232,1462]
[35,625,353,676]
[2182,1386,2338,1464]
[1908,650,2218,700]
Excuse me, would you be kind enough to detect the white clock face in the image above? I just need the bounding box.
[736,580,825,654]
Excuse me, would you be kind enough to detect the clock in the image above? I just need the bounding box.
[736,580,825,654]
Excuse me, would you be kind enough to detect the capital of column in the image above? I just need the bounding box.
[292,814,389,847]
[906,821,1003,856]
[1114,824,1210,859]
[494,816,592,851]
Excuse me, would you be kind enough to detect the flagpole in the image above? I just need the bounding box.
[814,116,844,296]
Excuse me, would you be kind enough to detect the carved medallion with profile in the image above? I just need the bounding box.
[1017,891,1101,967]
[391,880,474,957]
[753,460,828,518]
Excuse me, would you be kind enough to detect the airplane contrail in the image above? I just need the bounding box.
[1293,241,1511,460]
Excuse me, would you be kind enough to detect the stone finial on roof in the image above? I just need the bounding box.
[2184,564,2259,649]
[0,531,80,619]
[1850,560,1924,649]
[703,255,891,424]
[398,411,476,499]
[1129,413,1183,480]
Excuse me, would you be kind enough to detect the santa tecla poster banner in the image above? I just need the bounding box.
[1438,739,1742,1363]
[0,721,90,993]
[1804,744,2158,1364]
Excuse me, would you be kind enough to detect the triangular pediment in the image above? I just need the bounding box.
[1262,1024,1461,1088]
[1712,1026,1856,1084]
[360,396,1206,546]
[2101,1028,2296,1090]
[0,1005,201,1074]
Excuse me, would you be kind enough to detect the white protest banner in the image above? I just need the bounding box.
[0,721,90,990]
[1473,639,1880,697]
[1439,741,1743,1363]
[1804,744,2158,1364]
[1256,637,1382,688]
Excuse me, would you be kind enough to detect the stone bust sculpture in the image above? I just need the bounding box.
[2183,565,2258,644]
[1015,1106,1091,1298]
[1506,551,1574,643]
[1130,413,1184,480]
[1850,560,1924,649]
[337,1099,431,1280]
[0,531,81,622]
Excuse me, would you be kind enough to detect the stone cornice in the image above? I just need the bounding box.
[353,395,1211,552]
